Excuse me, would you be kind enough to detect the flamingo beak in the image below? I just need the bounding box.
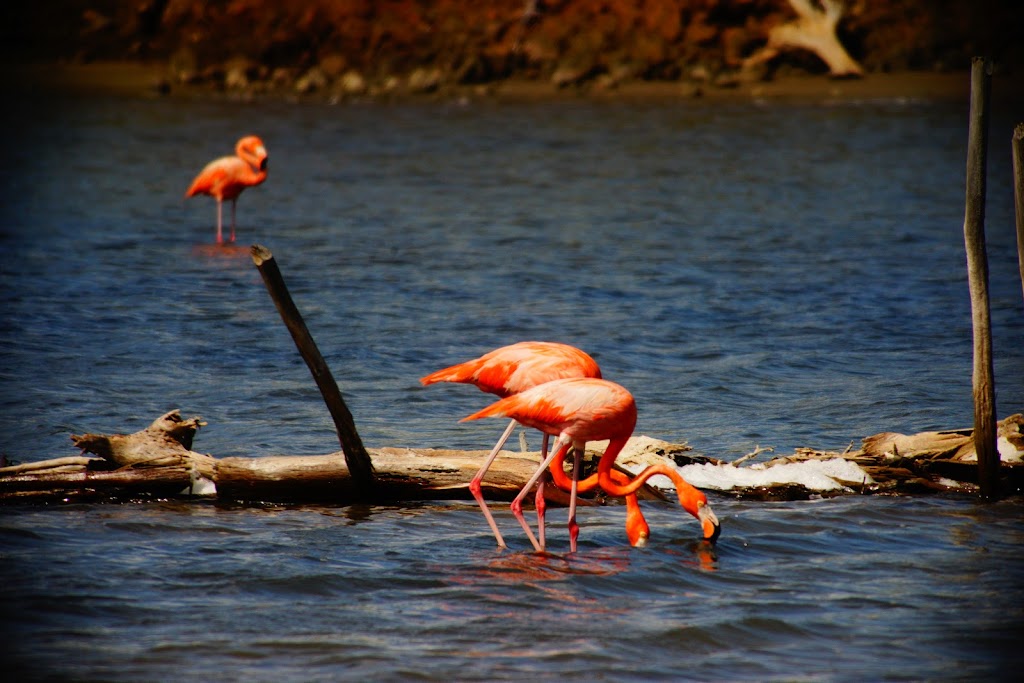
[259,156,268,171]
[698,502,720,543]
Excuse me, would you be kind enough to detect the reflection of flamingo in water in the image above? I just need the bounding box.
[420,341,649,550]
[463,377,720,552]
[185,135,268,244]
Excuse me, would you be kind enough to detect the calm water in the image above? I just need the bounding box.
[1,86,1023,680]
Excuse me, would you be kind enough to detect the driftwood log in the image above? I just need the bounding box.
[742,0,864,78]
[0,410,668,505]
[1,411,1020,505]
[749,413,1024,498]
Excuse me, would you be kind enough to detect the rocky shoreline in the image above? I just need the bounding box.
[4,1,1022,105]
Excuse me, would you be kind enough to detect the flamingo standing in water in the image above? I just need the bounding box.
[462,377,720,552]
[420,341,649,550]
[185,135,268,244]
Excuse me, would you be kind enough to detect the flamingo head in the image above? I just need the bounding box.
[697,499,721,542]
[680,489,721,543]
[625,502,650,548]
[237,136,268,172]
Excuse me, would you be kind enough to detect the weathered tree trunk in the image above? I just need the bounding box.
[743,0,864,78]
[1012,123,1024,305]
[1,410,670,505]
[3,411,1021,504]
[962,57,999,499]
[214,448,620,504]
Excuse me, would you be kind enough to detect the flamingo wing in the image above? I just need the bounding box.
[461,377,636,442]
[185,156,249,200]
[420,341,600,397]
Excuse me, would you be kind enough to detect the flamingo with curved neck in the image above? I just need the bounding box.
[550,458,650,547]
[462,377,710,552]
[421,341,648,550]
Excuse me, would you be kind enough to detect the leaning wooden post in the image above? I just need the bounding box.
[1012,123,1024,305]
[251,244,375,490]
[961,57,999,499]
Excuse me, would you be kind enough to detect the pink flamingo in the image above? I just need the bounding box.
[185,135,268,244]
[421,341,649,550]
[462,377,720,552]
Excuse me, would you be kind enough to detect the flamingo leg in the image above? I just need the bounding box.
[229,199,237,242]
[468,418,518,548]
[511,436,571,552]
[215,199,224,244]
[567,444,582,552]
[534,433,550,549]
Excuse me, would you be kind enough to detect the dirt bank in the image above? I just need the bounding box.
[11,59,1024,111]
[2,1,1021,102]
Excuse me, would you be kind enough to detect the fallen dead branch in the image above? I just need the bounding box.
[743,0,864,78]
[2,411,1019,505]
[0,410,667,505]
[731,444,774,467]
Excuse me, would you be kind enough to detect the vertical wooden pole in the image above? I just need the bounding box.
[962,57,999,499]
[251,244,375,491]
[1012,123,1024,305]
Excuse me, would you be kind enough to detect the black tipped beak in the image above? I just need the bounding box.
[699,504,721,544]
[259,157,268,172]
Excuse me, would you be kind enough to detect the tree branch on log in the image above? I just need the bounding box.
[861,413,1023,462]
[743,0,864,78]
[70,409,216,479]
[731,444,774,466]
[251,244,375,490]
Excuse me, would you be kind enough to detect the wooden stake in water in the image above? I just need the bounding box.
[961,57,999,499]
[1012,123,1024,305]
[251,244,376,491]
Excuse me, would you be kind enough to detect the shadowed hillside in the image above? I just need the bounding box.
[2,1,1021,95]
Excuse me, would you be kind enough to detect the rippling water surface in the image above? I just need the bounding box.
[1,88,1023,680]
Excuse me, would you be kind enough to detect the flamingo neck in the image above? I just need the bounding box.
[548,440,599,493]
[545,438,650,547]
[624,494,649,546]
[597,449,705,517]
[242,160,268,185]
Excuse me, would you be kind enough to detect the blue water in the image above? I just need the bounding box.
[1,87,1023,680]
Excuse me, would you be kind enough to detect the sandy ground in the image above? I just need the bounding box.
[3,60,1022,107]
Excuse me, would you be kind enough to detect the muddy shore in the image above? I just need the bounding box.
[8,60,1023,107]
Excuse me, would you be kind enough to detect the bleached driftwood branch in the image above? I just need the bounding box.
[744,0,864,78]
[1,411,668,505]
[71,409,217,479]
[861,413,1023,462]
[0,410,220,502]
[4,412,1020,504]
